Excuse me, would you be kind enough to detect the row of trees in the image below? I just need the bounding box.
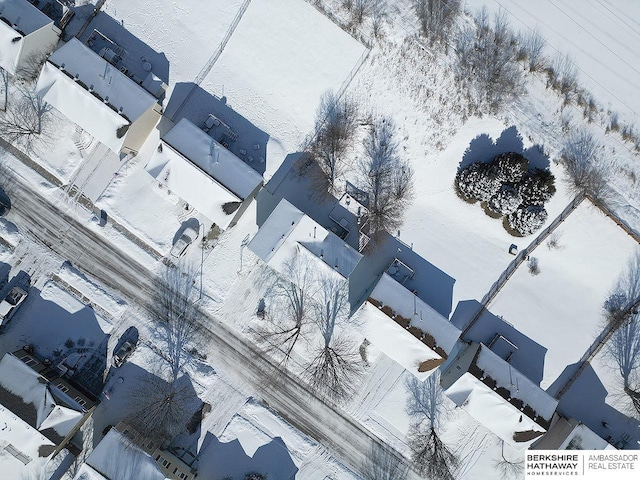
[309,91,414,246]
[255,251,363,404]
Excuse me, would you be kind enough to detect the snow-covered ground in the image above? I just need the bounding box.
[4,0,640,479]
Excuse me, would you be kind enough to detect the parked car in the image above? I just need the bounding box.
[113,340,136,367]
[170,227,198,258]
[0,286,28,329]
[0,189,10,217]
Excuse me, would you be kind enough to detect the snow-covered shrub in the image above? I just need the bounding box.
[487,184,522,215]
[528,257,540,275]
[455,162,500,201]
[517,168,556,206]
[507,205,548,236]
[492,152,529,183]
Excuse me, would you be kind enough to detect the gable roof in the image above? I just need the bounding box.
[162,118,263,200]
[85,429,167,480]
[145,141,240,228]
[248,199,363,283]
[0,354,84,440]
[442,343,558,449]
[36,38,157,152]
[0,0,52,36]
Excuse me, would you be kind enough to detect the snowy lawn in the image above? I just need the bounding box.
[488,201,639,389]
[200,0,368,177]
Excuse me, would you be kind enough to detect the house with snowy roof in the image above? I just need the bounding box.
[73,422,197,480]
[248,198,363,285]
[534,415,615,450]
[145,118,263,229]
[0,0,60,75]
[360,270,462,380]
[0,351,95,476]
[36,38,161,154]
[440,342,558,450]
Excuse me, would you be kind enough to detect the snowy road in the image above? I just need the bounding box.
[5,172,420,478]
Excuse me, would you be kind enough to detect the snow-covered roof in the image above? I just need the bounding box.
[248,199,363,283]
[0,0,52,35]
[475,345,557,420]
[0,354,84,437]
[36,38,157,152]
[369,273,461,355]
[163,118,263,200]
[359,302,444,380]
[0,20,21,73]
[445,372,547,449]
[86,429,167,480]
[145,141,240,228]
[442,343,559,450]
[0,403,56,478]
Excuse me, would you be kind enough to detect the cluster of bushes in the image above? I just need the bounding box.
[455,152,556,236]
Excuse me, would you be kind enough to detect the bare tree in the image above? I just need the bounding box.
[519,29,546,72]
[155,263,201,381]
[0,65,9,111]
[493,439,524,479]
[550,53,578,100]
[362,441,410,480]
[125,373,198,446]
[405,373,458,479]
[0,86,52,154]
[358,117,414,244]
[413,0,461,47]
[605,251,640,415]
[304,272,363,403]
[560,127,611,200]
[255,251,317,369]
[309,90,359,197]
[455,8,524,114]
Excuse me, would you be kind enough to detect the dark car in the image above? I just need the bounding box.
[0,189,10,217]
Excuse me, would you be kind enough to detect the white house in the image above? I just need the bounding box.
[360,272,462,380]
[36,38,161,154]
[0,0,60,75]
[145,118,263,229]
[0,352,91,477]
[73,423,197,480]
[440,342,559,450]
[248,198,363,285]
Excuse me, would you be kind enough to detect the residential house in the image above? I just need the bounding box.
[0,350,95,477]
[361,270,461,380]
[74,422,197,480]
[440,342,559,450]
[248,198,363,285]
[534,415,615,450]
[0,0,60,75]
[145,118,263,230]
[36,38,161,154]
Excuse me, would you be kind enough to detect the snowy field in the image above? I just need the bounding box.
[465,0,640,126]
[488,201,640,389]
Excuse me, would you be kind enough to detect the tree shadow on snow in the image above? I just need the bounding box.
[548,363,640,449]
[459,126,551,171]
[196,431,298,479]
